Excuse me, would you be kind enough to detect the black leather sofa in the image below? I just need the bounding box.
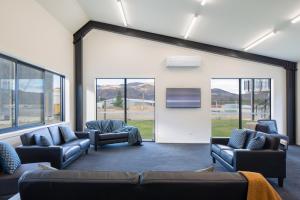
[19,170,248,200]
[16,124,90,169]
[0,162,49,200]
[85,120,130,151]
[211,130,286,186]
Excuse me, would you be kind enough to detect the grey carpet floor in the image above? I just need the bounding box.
[67,143,300,200]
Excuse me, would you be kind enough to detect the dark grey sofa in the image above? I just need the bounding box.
[85,120,130,151]
[211,130,286,187]
[0,162,49,200]
[16,124,90,169]
[19,170,248,200]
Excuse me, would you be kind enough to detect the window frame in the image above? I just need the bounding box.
[211,78,271,130]
[0,53,65,134]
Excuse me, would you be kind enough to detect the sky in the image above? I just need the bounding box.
[211,79,239,94]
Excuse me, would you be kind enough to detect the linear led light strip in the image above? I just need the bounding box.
[291,15,300,24]
[244,31,276,51]
[117,0,127,27]
[184,14,199,39]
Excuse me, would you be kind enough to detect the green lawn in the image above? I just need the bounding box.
[127,120,154,140]
[212,119,249,137]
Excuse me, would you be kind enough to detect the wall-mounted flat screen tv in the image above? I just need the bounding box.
[166,88,201,108]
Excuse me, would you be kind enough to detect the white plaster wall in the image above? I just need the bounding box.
[0,0,74,145]
[83,30,286,143]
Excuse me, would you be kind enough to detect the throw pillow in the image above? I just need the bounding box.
[0,142,21,175]
[247,132,266,150]
[228,129,247,149]
[39,135,53,147]
[195,166,214,172]
[59,126,77,143]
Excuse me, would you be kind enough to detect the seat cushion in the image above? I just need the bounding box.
[59,126,78,143]
[99,132,128,140]
[48,126,63,145]
[0,142,21,175]
[62,146,81,161]
[63,139,90,150]
[220,149,234,165]
[211,144,233,156]
[0,162,50,196]
[33,128,54,146]
[228,129,247,149]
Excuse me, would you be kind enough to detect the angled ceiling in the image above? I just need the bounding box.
[36,0,300,62]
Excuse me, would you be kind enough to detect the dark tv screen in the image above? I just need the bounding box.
[166,88,201,108]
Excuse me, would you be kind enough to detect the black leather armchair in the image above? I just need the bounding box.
[16,124,90,169]
[211,131,286,187]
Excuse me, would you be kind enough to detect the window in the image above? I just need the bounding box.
[211,78,271,137]
[0,58,15,129]
[45,72,62,124]
[0,54,65,133]
[96,78,155,140]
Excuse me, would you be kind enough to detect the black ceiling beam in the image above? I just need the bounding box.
[73,20,297,145]
[74,21,297,70]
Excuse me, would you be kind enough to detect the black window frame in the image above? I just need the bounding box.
[211,78,272,129]
[96,78,156,141]
[0,53,65,134]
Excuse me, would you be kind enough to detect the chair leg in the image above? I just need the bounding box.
[212,157,216,164]
[278,178,284,187]
[85,149,89,154]
[94,144,98,151]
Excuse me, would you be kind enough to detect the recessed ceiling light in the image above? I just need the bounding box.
[117,0,127,27]
[291,15,300,24]
[244,31,276,51]
[184,14,199,39]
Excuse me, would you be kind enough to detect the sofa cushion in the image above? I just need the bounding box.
[0,142,21,175]
[33,128,54,146]
[39,135,53,147]
[243,129,257,148]
[246,133,266,150]
[86,120,101,131]
[59,126,78,143]
[48,126,63,145]
[228,129,247,149]
[62,146,81,161]
[211,144,233,156]
[0,162,50,196]
[260,132,280,150]
[220,149,234,165]
[62,139,90,150]
[258,121,277,134]
[99,132,128,140]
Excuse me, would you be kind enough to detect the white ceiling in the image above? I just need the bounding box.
[36,0,300,62]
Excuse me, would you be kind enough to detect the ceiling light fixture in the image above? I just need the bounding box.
[117,0,127,27]
[244,31,276,51]
[201,0,206,6]
[291,15,300,24]
[184,14,199,39]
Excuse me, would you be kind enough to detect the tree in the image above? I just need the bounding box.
[113,90,123,108]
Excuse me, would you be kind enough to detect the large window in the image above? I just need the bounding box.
[96,78,155,140]
[0,54,65,133]
[211,78,271,137]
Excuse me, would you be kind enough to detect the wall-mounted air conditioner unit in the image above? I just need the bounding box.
[166,56,201,68]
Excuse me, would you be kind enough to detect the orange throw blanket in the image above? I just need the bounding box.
[239,171,282,200]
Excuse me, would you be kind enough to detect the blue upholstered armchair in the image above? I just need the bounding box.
[255,119,289,150]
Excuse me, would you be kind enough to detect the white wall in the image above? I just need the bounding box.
[0,0,74,145]
[83,30,286,143]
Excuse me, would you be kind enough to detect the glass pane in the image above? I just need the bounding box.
[96,79,125,121]
[45,72,61,124]
[18,64,44,125]
[211,79,239,137]
[241,79,255,129]
[127,79,155,140]
[254,79,271,120]
[0,58,15,129]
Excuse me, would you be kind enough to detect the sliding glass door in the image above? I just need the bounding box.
[96,78,155,141]
[211,78,271,137]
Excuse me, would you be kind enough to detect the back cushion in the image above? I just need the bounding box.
[48,126,63,145]
[243,130,257,148]
[59,126,77,143]
[228,129,247,149]
[260,132,280,150]
[33,128,54,146]
[258,121,277,134]
[86,120,101,131]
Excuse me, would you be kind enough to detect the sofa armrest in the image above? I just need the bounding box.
[15,146,63,169]
[210,137,230,145]
[85,129,100,144]
[75,131,90,139]
[234,149,286,177]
